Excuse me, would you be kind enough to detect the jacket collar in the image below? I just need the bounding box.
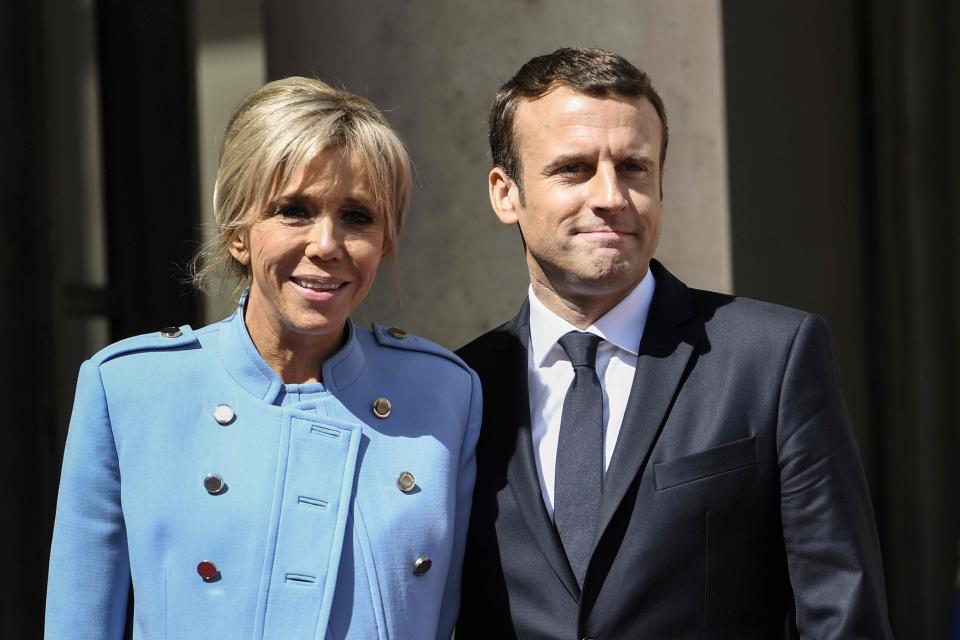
[480,301,582,602]
[490,259,699,602]
[218,293,366,403]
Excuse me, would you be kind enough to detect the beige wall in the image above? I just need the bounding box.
[194,0,266,323]
[247,1,732,348]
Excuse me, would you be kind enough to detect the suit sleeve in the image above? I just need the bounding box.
[777,314,892,639]
[45,359,130,639]
[437,366,483,639]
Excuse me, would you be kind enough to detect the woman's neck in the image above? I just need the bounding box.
[244,312,346,385]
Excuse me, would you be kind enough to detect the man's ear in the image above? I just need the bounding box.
[228,230,251,266]
[489,166,521,225]
[658,161,666,201]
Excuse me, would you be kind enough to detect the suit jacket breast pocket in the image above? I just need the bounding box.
[654,435,757,491]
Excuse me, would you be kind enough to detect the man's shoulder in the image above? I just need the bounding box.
[651,259,812,337]
[687,287,823,355]
[691,287,808,323]
[456,318,518,368]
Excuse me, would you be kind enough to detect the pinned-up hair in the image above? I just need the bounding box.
[192,76,412,298]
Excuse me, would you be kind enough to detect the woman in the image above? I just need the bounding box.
[45,77,481,640]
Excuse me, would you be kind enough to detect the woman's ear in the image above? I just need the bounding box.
[228,230,250,266]
[489,166,521,225]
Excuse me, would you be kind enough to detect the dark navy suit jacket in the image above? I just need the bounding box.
[456,260,891,639]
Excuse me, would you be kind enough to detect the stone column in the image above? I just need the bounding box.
[264,0,731,347]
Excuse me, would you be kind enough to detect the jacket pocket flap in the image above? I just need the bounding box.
[654,435,756,490]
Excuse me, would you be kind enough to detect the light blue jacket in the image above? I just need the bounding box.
[45,305,482,639]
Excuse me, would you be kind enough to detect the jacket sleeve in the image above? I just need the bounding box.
[436,366,483,639]
[45,359,130,639]
[777,314,892,638]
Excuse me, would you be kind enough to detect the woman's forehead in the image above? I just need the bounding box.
[273,146,375,203]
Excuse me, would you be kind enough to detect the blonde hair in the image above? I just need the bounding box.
[192,76,412,298]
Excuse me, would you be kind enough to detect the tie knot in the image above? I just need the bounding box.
[557,331,601,369]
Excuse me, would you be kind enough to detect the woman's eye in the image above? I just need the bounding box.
[275,203,310,219]
[343,207,374,225]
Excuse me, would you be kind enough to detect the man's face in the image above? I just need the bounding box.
[492,86,663,317]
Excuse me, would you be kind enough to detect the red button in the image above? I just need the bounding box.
[197,560,219,582]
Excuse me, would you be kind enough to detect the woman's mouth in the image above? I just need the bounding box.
[291,277,346,291]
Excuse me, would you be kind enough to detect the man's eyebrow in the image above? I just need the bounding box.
[541,152,655,175]
[620,154,655,167]
[541,154,591,175]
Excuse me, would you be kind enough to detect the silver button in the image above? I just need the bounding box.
[203,474,226,495]
[372,397,392,419]
[213,404,235,425]
[396,471,416,493]
[412,556,432,576]
[160,326,181,338]
[387,326,407,339]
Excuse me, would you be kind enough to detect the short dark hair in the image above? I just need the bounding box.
[489,47,669,197]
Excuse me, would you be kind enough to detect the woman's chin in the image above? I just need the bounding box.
[281,317,348,340]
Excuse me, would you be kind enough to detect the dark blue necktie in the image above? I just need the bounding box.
[554,330,603,586]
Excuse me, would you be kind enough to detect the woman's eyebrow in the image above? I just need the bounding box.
[267,192,312,207]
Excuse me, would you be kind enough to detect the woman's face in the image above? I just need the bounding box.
[231,146,386,351]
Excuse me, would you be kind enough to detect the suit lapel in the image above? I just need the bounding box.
[490,303,581,602]
[595,261,700,540]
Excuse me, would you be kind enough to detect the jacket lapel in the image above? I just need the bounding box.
[491,303,581,602]
[595,261,700,540]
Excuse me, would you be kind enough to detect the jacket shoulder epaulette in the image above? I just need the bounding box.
[90,325,199,366]
[371,323,472,374]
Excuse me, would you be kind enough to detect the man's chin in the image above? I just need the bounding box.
[575,260,648,289]
[550,270,644,305]
[533,256,649,302]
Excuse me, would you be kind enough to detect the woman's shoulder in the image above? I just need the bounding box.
[87,316,234,369]
[88,324,199,365]
[356,323,477,380]
[355,323,482,427]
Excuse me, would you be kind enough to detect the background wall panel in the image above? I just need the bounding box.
[263,0,732,348]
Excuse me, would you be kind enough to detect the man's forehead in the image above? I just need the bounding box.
[517,87,654,123]
[513,87,661,157]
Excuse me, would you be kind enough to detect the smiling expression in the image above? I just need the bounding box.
[490,86,664,322]
[230,146,385,356]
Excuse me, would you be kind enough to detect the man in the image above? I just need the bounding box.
[456,47,891,639]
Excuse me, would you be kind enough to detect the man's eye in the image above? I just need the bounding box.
[557,163,586,174]
[343,207,374,225]
[619,162,647,173]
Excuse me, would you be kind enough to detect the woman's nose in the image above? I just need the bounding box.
[304,216,343,261]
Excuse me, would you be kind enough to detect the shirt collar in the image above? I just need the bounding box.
[528,267,656,367]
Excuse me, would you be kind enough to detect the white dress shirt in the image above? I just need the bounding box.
[527,270,656,520]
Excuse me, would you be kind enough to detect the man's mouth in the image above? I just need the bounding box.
[577,227,631,235]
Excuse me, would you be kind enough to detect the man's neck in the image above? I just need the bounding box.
[529,276,643,330]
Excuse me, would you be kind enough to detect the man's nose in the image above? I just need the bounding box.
[588,164,629,212]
